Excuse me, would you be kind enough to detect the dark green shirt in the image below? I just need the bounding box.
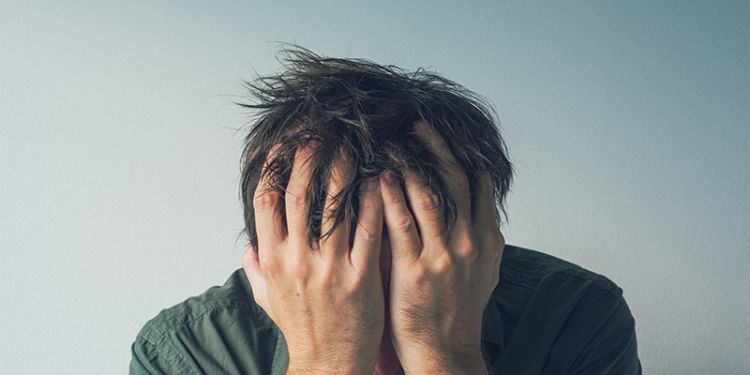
[129,245,642,374]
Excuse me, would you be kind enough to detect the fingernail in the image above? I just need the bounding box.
[413,121,429,132]
[362,177,379,192]
[368,177,380,191]
[381,170,396,185]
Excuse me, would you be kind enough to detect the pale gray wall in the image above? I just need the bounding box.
[1,1,747,374]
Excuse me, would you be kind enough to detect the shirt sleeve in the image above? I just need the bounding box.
[570,291,642,374]
[129,335,179,375]
[128,303,285,375]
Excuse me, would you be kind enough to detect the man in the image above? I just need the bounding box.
[130,48,641,374]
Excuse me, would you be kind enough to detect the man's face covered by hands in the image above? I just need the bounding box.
[242,122,504,375]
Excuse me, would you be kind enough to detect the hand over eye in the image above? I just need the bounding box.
[380,121,504,375]
[241,141,385,375]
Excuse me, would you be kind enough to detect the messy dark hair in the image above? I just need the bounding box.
[238,46,513,249]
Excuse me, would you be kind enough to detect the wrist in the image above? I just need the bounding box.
[287,364,365,375]
[286,352,375,375]
[400,350,488,375]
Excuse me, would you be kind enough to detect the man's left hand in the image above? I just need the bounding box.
[378,121,505,375]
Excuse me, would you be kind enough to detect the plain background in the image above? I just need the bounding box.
[1,1,747,374]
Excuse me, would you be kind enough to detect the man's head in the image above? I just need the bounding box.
[239,46,513,251]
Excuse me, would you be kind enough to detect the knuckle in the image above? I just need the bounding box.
[432,253,455,274]
[345,272,375,296]
[293,267,310,284]
[317,265,336,289]
[322,200,337,220]
[455,245,478,260]
[385,191,406,205]
[453,231,478,259]
[253,190,279,210]
[393,215,415,233]
[416,191,440,212]
[410,264,430,285]
[346,276,366,294]
[360,194,381,210]
[317,276,334,294]
[356,223,378,243]
[287,257,311,281]
[285,188,307,208]
[259,257,278,275]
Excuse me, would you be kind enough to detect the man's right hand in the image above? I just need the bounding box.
[241,141,385,375]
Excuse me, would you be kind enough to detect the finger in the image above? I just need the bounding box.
[379,170,421,263]
[473,170,498,231]
[320,153,351,262]
[285,139,319,253]
[474,171,505,260]
[380,232,392,290]
[350,177,383,273]
[240,244,267,309]
[253,144,286,259]
[411,120,471,221]
[402,169,446,241]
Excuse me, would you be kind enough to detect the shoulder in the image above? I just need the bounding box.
[497,243,633,326]
[497,243,626,310]
[130,269,282,375]
[499,244,619,289]
[134,268,262,341]
[490,244,641,374]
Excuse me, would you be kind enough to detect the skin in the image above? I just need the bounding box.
[242,121,505,375]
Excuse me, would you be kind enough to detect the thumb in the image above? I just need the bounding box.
[241,244,267,309]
